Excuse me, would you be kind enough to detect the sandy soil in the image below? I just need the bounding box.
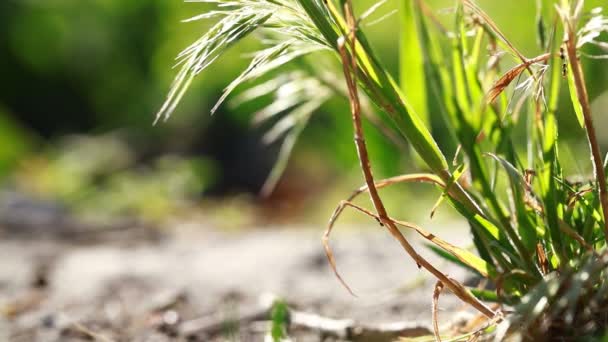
[0,216,479,341]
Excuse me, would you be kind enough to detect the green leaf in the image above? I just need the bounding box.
[411,0,459,156]
[403,222,498,278]
[399,0,428,124]
[486,153,539,252]
[270,299,289,341]
[448,196,516,271]
[470,288,500,302]
[430,163,467,218]
[426,243,497,279]
[451,3,472,114]
[566,63,585,128]
[537,22,565,265]
[535,0,547,50]
[303,0,450,174]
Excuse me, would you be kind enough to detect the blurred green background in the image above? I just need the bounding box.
[0,0,606,226]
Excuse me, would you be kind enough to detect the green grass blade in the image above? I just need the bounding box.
[448,196,515,270]
[451,3,472,114]
[470,288,500,302]
[535,0,547,50]
[566,64,585,128]
[486,153,539,252]
[407,224,498,278]
[538,21,565,265]
[270,299,289,341]
[300,0,449,173]
[399,0,428,124]
[412,0,459,157]
[426,243,497,279]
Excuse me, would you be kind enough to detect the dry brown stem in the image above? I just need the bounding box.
[563,9,608,243]
[328,0,496,319]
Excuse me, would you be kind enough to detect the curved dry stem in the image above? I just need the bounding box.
[346,173,446,202]
[432,281,445,342]
[345,172,455,220]
[323,200,380,297]
[334,0,496,319]
[330,173,493,278]
[326,197,496,316]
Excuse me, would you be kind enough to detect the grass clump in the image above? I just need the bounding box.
[159,0,608,339]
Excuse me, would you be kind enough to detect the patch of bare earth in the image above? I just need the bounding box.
[0,216,478,341]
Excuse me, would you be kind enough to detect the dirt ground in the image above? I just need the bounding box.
[0,198,479,341]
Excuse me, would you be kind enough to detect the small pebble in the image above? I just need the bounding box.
[163,310,179,325]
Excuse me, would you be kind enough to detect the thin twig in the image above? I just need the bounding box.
[69,322,115,342]
[180,297,432,341]
[290,310,431,341]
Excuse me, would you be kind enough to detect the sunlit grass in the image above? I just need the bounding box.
[162,0,608,339]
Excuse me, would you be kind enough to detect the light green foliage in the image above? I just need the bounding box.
[12,134,211,222]
[399,0,428,125]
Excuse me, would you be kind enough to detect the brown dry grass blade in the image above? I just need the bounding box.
[391,218,494,279]
[347,173,445,202]
[323,200,380,297]
[487,53,551,103]
[536,243,549,275]
[322,174,444,296]
[326,196,494,288]
[487,63,528,104]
